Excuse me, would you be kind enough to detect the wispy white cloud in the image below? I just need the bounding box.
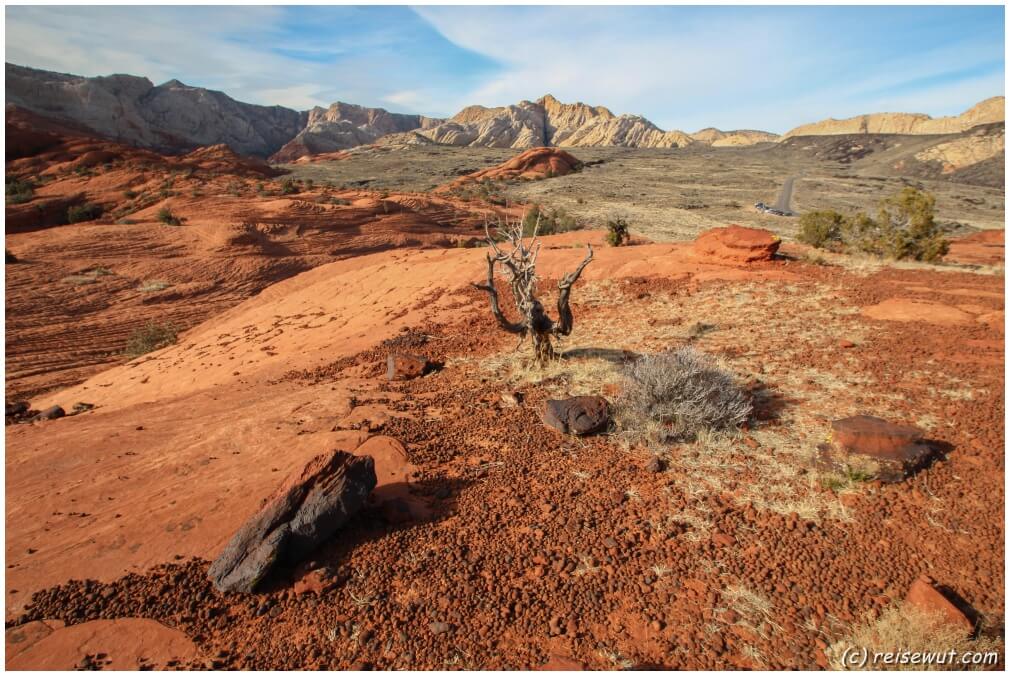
[413,5,1004,133]
[4,5,1003,133]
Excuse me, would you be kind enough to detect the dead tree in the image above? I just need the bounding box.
[474,210,593,362]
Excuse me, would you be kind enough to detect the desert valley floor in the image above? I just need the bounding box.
[4,118,1006,669]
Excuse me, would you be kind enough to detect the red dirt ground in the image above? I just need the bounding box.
[4,126,1005,669]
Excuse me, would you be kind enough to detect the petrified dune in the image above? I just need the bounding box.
[783,96,1005,138]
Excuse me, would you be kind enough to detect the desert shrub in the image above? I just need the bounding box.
[281,178,300,195]
[157,207,182,226]
[606,218,630,246]
[124,322,177,358]
[522,205,581,236]
[67,203,103,223]
[123,189,138,199]
[6,176,36,204]
[826,603,1002,671]
[797,210,845,249]
[619,346,752,442]
[137,280,170,293]
[873,187,948,262]
[802,188,948,262]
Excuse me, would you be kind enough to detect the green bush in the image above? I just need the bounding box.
[797,210,845,249]
[874,187,948,262]
[606,218,630,246]
[6,177,35,204]
[157,207,182,226]
[800,188,948,262]
[124,322,178,358]
[67,203,103,223]
[280,178,300,195]
[521,205,581,236]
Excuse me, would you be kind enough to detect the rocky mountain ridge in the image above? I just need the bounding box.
[6,62,1004,162]
[6,63,305,157]
[270,102,443,162]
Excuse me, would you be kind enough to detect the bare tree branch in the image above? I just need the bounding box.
[473,253,526,334]
[476,208,592,361]
[554,245,594,336]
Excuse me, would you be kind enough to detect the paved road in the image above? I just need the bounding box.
[773,176,796,213]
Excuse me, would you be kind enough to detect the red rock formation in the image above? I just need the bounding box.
[691,225,780,264]
[438,147,582,192]
[905,575,975,635]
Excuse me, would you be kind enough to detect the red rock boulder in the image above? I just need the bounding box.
[386,353,431,381]
[819,415,935,482]
[692,225,780,264]
[905,575,975,635]
[544,396,609,435]
[832,415,923,455]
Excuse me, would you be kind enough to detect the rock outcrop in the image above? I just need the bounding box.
[819,415,935,483]
[543,396,610,436]
[386,353,431,381]
[691,225,780,264]
[6,63,305,157]
[691,127,780,146]
[438,147,582,192]
[270,102,442,162]
[406,95,698,150]
[378,95,702,150]
[419,100,549,148]
[905,575,975,635]
[914,124,1005,172]
[208,450,376,593]
[782,96,1004,138]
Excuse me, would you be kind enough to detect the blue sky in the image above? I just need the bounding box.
[5,5,1005,134]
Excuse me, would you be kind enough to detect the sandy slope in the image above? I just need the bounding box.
[8,234,798,616]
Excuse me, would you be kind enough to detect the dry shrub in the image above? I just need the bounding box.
[827,604,1003,671]
[124,322,178,358]
[618,346,751,442]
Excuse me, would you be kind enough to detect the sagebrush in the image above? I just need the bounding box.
[6,176,35,204]
[619,346,752,442]
[157,207,182,226]
[521,204,581,236]
[124,322,178,358]
[67,203,103,223]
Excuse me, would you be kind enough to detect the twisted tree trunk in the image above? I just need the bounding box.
[474,211,593,363]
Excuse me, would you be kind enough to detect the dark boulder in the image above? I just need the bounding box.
[6,401,30,417]
[208,450,376,593]
[544,396,609,436]
[386,353,430,381]
[5,401,35,426]
[31,405,65,422]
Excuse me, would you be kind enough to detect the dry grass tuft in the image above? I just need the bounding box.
[826,604,1003,671]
